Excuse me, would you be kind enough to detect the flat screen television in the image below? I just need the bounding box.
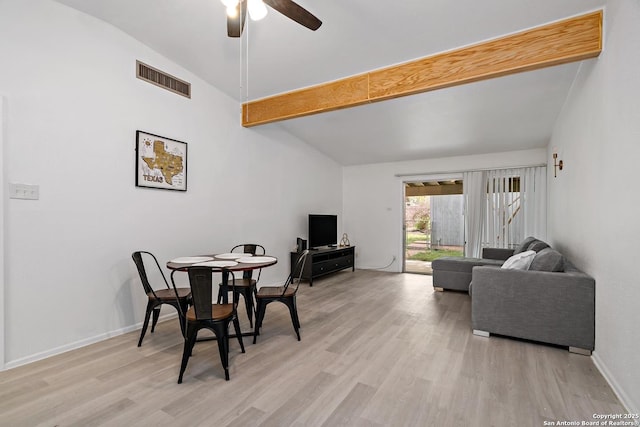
[308,214,337,249]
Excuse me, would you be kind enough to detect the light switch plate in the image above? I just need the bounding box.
[9,183,39,200]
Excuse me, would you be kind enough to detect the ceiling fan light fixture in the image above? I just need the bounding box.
[220,0,239,8]
[226,4,239,18]
[247,0,268,21]
[225,0,321,37]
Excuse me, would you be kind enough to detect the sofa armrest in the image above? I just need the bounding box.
[481,247,514,261]
[471,266,595,350]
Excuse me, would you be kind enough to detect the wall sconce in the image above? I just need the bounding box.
[553,152,564,177]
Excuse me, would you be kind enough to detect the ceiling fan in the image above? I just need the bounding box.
[222,0,322,37]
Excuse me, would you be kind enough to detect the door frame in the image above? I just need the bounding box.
[401,173,463,273]
[1,96,6,369]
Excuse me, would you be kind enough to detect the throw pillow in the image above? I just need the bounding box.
[514,236,538,254]
[527,240,550,253]
[529,248,565,272]
[501,250,536,270]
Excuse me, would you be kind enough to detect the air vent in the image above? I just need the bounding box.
[136,60,191,99]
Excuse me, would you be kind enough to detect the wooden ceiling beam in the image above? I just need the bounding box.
[242,10,602,127]
[406,183,463,197]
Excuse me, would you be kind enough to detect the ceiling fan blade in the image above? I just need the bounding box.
[263,0,322,31]
[227,0,248,37]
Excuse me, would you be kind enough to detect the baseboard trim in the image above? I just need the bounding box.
[569,346,592,356]
[2,313,178,371]
[592,350,639,418]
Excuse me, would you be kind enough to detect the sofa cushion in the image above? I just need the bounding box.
[433,257,505,292]
[501,250,536,270]
[514,236,537,254]
[529,248,565,272]
[432,257,503,273]
[527,240,550,253]
[482,247,515,261]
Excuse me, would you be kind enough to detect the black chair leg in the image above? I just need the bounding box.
[241,289,254,328]
[177,302,188,338]
[178,325,197,384]
[217,286,224,304]
[285,298,301,341]
[138,301,154,347]
[292,297,301,329]
[253,300,267,344]
[232,317,245,353]
[151,308,161,332]
[212,322,230,381]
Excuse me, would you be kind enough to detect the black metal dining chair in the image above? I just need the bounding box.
[253,250,309,344]
[217,244,266,327]
[172,267,245,383]
[131,251,191,347]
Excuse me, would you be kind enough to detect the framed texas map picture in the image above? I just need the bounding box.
[135,130,187,191]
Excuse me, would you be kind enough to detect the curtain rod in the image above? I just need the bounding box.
[394,163,547,178]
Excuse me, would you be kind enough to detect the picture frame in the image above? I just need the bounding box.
[135,130,187,191]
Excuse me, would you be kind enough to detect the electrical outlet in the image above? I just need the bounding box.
[9,183,39,200]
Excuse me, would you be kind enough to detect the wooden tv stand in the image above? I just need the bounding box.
[290,246,355,286]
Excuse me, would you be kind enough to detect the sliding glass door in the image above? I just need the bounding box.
[404,178,464,274]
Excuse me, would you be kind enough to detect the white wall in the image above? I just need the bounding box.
[0,0,342,366]
[547,0,640,413]
[1,96,5,368]
[343,148,546,272]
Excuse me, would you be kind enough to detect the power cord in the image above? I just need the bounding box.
[360,255,396,270]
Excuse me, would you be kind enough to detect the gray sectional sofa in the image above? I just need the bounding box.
[432,237,595,354]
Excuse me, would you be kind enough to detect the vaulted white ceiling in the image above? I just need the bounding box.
[54,0,608,165]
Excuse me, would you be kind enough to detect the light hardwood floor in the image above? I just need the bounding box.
[0,270,626,426]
